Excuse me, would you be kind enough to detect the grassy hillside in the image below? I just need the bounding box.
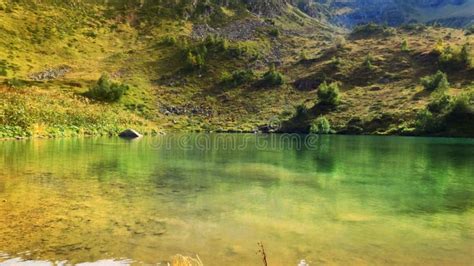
[0,1,472,138]
[282,24,474,136]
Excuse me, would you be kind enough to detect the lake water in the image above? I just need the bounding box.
[0,134,473,265]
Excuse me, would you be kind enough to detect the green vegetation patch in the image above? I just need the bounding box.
[351,23,395,37]
[86,74,129,102]
[310,116,332,134]
[259,64,284,87]
[416,90,473,135]
[317,81,340,107]
[420,71,449,91]
[0,87,155,139]
[434,41,472,70]
[220,69,255,88]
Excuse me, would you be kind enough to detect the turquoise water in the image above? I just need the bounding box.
[0,134,473,265]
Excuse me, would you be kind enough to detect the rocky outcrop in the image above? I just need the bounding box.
[160,104,213,117]
[29,65,72,81]
[119,129,142,139]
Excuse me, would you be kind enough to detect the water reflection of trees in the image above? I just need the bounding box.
[1,135,472,216]
[324,136,474,215]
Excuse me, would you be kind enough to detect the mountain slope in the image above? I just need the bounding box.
[0,0,473,138]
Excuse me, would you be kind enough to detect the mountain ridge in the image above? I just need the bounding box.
[309,0,474,28]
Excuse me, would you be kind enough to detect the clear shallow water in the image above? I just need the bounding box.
[0,134,473,265]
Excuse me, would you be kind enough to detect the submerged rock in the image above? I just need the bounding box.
[119,129,142,139]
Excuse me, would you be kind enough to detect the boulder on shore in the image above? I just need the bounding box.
[119,129,142,139]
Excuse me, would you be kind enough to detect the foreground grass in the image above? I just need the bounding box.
[172,255,203,266]
[0,86,158,139]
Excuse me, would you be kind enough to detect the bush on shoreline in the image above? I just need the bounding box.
[416,91,473,134]
[310,116,331,134]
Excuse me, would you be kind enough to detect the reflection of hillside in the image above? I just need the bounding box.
[0,135,473,265]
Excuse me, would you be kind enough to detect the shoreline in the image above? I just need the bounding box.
[1,130,473,142]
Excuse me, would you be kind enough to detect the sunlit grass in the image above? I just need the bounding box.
[171,254,203,266]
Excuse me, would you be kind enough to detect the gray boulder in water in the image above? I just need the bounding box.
[119,129,142,139]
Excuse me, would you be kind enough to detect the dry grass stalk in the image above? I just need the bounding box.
[257,242,268,266]
[171,254,203,266]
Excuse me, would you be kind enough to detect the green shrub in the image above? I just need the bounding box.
[420,71,449,91]
[465,25,474,35]
[400,23,426,31]
[460,43,472,68]
[5,78,26,88]
[363,54,374,70]
[428,93,453,113]
[437,43,471,70]
[438,46,458,69]
[416,91,473,133]
[179,36,237,70]
[260,65,284,87]
[185,50,206,70]
[294,104,309,121]
[86,74,129,102]
[227,44,249,58]
[221,69,255,88]
[161,35,178,46]
[310,116,331,134]
[0,62,7,76]
[269,28,280,37]
[450,92,473,115]
[331,56,342,69]
[333,36,347,50]
[435,91,472,116]
[401,39,410,52]
[83,31,97,38]
[0,98,33,130]
[178,40,205,70]
[300,51,309,61]
[317,81,340,106]
[204,35,229,52]
[416,109,442,133]
[0,59,19,76]
[352,23,392,36]
[433,39,445,55]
